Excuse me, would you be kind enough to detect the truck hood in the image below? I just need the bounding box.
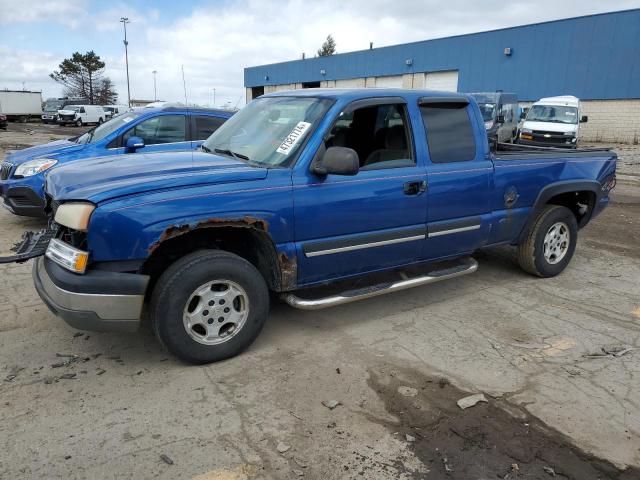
[45,151,268,203]
[522,121,578,134]
[57,109,78,115]
[5,139,85,165]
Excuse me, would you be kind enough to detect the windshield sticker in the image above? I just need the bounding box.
[276,121,312,155]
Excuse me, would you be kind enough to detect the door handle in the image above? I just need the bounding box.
[403,180,427,196]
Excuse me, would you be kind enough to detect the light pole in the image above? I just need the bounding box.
[120,17,131,107]
[212,88,216,107]
[152,70,157,101]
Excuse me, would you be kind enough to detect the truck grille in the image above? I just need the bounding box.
[1,162,13,180]
[59,114,75,121]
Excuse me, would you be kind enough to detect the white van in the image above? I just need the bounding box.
[57,105,106,127]
[103,104,131,119]
[518,96,588,148]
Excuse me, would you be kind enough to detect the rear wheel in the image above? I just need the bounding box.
[517,205,578,277]
[150,250,269,364]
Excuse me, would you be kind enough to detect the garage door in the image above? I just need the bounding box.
[374,75,403,88]
[335,78,364,88]
[424,70,459,92]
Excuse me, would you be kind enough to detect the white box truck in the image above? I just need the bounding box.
[0,90,43,122]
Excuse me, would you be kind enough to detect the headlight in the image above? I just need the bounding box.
[565,132,576,136]
[54,202,95,231]
[520,128,532,134]
[14,159,58,177]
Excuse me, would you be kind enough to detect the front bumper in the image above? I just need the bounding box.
[1,185,46,217]
[33,256,149,332]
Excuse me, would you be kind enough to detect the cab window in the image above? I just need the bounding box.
[122,115,187,145]
[325,103,414,170]
[194,116,226,140]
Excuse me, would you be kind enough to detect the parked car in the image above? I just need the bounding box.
[57,105,106,126]
[0,106,233,217]
[469,92,518,144]
[103,104,131,119]
[2,89,616,364]
[42,98,88,124]
[517,96,588,148]
[0,113,7,130]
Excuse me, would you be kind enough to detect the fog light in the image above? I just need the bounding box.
[45,239,89,274]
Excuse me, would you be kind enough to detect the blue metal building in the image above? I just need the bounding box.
[244,9,640,102]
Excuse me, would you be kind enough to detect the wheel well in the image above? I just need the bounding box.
[140,226,288,297]
[546,190,596,228]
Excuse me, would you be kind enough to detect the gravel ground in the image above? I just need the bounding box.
[0,123,639,479]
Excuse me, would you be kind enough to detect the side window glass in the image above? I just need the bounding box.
[420,103,476,163]
[80,107,86,113]
[194,116,226,140]
[122,115,186,146]
[324,103,414,170]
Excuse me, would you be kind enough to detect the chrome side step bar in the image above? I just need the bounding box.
[281,257,478,310]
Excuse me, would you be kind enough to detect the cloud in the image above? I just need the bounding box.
[0,0,87,28]
[1,0,638,106]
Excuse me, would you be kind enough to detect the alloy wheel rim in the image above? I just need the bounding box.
[183,279,249,345]
[543,221,570,265]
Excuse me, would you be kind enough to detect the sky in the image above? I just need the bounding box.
[1,0,638,108]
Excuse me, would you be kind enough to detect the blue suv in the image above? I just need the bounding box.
[0,106,234,217]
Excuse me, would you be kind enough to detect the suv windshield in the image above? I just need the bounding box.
[477,103,496,122]
[202,96,333,167]
[75,111,143,144]
[526,105,578,124]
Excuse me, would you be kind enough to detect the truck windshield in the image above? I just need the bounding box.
[202,96,333,167]
[75,111,143,144]
[477,103,496,122]
[44,101,64,112]
[526,105,578,124]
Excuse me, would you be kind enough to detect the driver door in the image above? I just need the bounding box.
[120,114,190,153]
[293,98,429,286]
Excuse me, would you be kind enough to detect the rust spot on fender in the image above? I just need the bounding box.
[148,216,269,255]
[277,252,298,292]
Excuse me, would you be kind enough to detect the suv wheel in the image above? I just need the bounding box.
[150,250,269,364]
[517,205,578,277]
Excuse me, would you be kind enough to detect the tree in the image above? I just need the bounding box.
[94,78,118,105]
[317,35,337,57]
[50,51,117,105]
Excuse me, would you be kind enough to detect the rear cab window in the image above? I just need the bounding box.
[419,99,476,163]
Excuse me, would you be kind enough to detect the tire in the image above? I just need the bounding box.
[517,205,578,277]
[98,117,104,124]
[75,119,82,127]
[150,250,269,364]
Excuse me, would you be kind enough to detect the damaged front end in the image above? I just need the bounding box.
[0,226,59,264]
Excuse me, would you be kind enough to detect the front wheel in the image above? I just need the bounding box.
[75,118,82,127]
[98,117,104,124]
[150,250,269,364]
[516,205,578,277]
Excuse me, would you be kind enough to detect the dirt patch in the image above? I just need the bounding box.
[368,365,640,479]
[582,202,640,259]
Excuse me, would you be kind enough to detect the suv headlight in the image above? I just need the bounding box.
[14,158,58,177]
[54,202,95,231]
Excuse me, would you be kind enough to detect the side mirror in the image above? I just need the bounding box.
[580,115,588,123]
[496,114,505,124]
[125,136,145,152]
[313,146,359,176]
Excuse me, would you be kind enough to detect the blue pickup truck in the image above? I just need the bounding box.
[0,106,233,217]
[2,89,616,363]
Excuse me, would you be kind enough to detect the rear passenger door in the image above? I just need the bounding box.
[420,97,493,260]
[190,115,227,149]
[121,114,189,153]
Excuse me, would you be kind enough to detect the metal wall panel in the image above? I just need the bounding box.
[245,9,640,100]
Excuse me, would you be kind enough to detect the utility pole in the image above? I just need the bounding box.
[212,88,216,107]
[152,70,157,101]
[120,17,131,107]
